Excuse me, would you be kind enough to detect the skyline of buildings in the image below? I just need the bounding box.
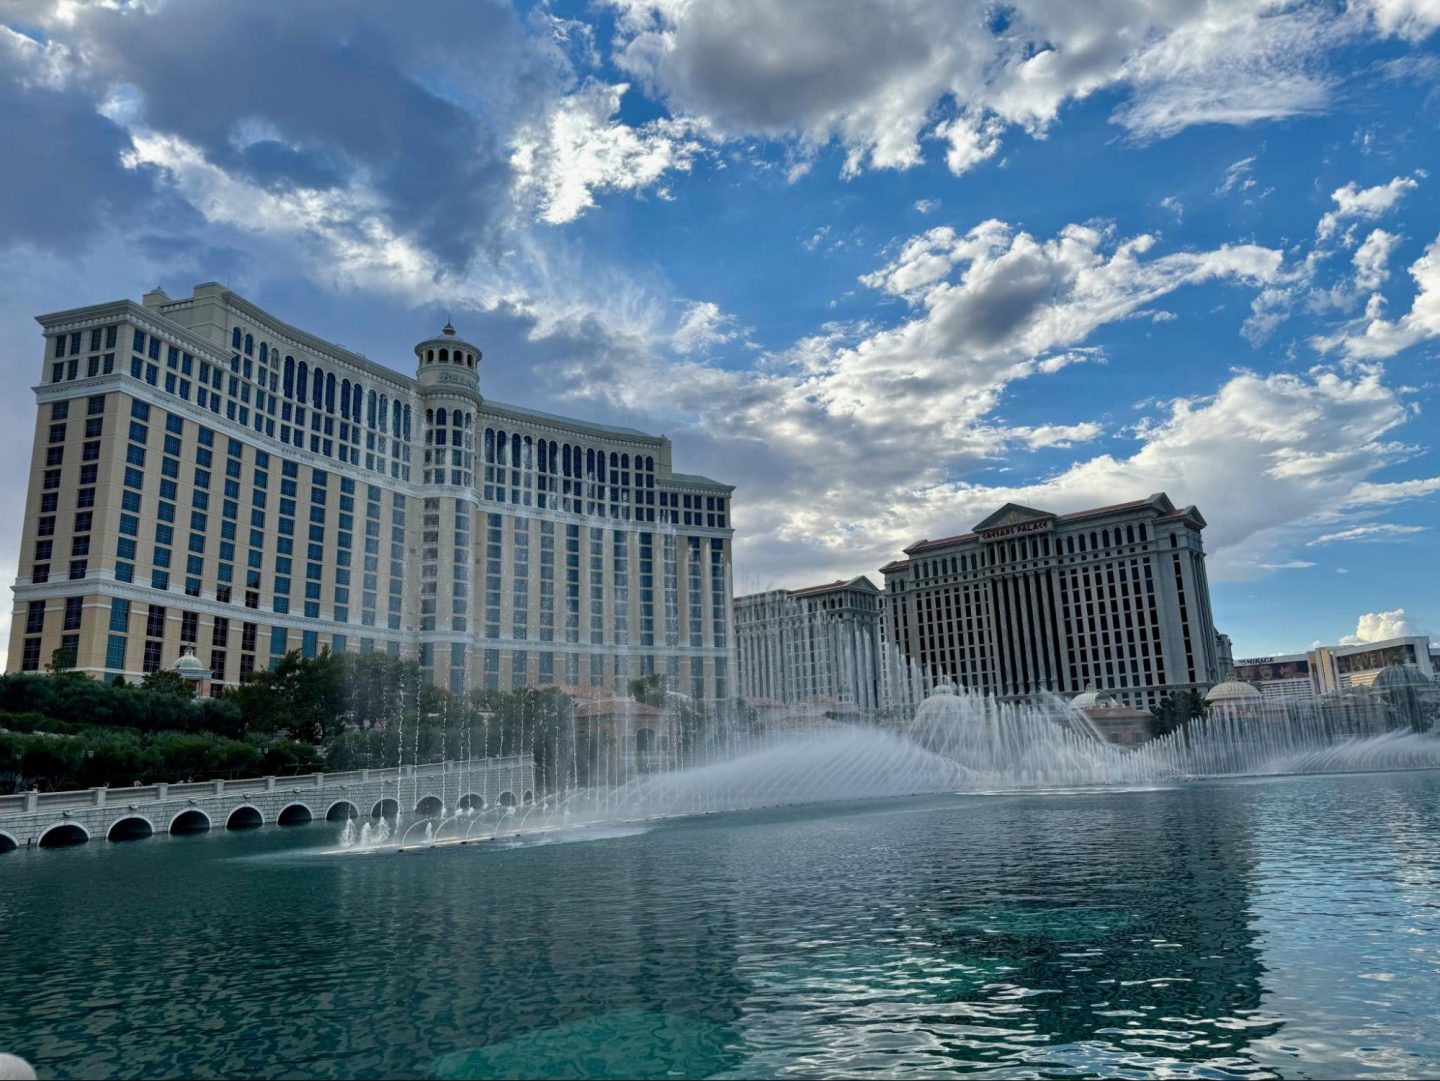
[5,288,1426,712]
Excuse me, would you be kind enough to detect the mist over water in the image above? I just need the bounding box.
[340,682,1440,851]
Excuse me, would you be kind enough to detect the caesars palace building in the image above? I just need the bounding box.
[7,284,735,699]
[881,494,1220,710]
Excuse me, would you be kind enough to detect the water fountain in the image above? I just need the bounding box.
[334,673,1440,852]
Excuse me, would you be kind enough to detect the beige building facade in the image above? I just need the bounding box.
[881,493,1219,710]
[734,576,884,709]
[9,284,735,699]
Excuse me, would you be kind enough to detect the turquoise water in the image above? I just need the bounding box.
[3,772,1440,1079]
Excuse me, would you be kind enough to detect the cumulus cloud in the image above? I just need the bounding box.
[609,0,1369,180]
[1325,231,1440,358]
[518,219,1425,587]
[1316,175,1419,241]
[1351,227,1401,291]
[1339,607,1425,646]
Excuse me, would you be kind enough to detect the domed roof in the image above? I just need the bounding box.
[173,647,208,680]
[1371,663,1431,690]
[1205,679,1262,704]
[1071,683,1116,709]
[928,681,956,697]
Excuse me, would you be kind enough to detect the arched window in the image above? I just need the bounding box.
[260,343,268,364]
[511,432,521,465]
[312,367,324,409]
[1066,536,1074,555]
[621,453,629,470]
[496,430,507,466]
[1101,529,1110,548]
[244,333,254,356]
[1078,533,1086,553]
[562,444,571,476]
[586,448,595,476]
[436,407,447,427]
[297,362,309,402]
[523,435,532,468]
[1090,531,1098,551]
[1138,523,1147,542]
[426,408,434,425]
[377,393,387,432]
[325,372,336,413]
[352,383,363,421]
[232,327,242,349]
[439,348,449,364]
[465,412,473,429]
[549,442,558,473]
[341,379,351,419]
[1126,525,1135,544]
[426,349,434,364]
[609,451,619,469]
[597,453,606,483]
[645,456,654,472]
[283,356,295,398]
[484,428,495,463]
[367,390,377,428]
[403,405,411,441]
[392,399,401,437]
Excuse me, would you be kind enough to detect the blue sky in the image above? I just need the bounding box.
[1,0,1439,662]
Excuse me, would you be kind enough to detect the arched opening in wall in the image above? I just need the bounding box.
[326,800,359,822]
[372,798,399,820]
[107,816,154,842]
[459,793,484,811]
[169,809,211,834]
[415,795,444,817]
[522,790,534,805]
[277,803,313,826]
[0,831,19,854]
[38,823,88,848]
[498,791,517,808]
[635,727,656,754]
[226,805,263,831]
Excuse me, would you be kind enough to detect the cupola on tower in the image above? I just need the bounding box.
[415,321,482,487]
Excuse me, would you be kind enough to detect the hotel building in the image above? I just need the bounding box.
[1235,635,1437,701]
[734,576,884,710]
[8,284,734,698]
[880,493,1219,709]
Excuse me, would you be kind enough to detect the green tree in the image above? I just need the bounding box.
[45,647,77,676]
[141,669,194,698]
[1150,690,1208,737]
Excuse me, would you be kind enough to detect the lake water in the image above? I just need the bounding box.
[3,771,1440,1079]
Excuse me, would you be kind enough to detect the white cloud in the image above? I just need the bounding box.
[1307,522,1426,545]
[1160,195,1183,220]
[672,300,742,353]
[1327,231,1440,358]
[1316,175,1418,240]
[1259,560,1317,569]
[1360,0,1440,42]
[1352,227,1400,291]
[1007,421,1105,449]
[510,80,703,225]
[1339,607,1425,646]
[1216,156,1258,196]
[608,0,1366,181]
[913,198,940,214]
